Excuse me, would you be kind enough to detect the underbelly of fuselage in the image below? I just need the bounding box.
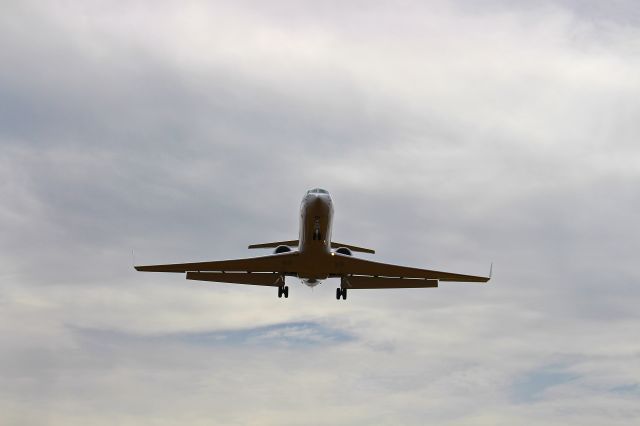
[297,264,330,287]
[296,250,332,287]
[298,191,334,287]
[300,277,322,287]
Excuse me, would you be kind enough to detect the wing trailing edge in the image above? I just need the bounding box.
[187,272,285,286]
[342,276,438,289]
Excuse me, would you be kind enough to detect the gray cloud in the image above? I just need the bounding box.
[1,0,639,424]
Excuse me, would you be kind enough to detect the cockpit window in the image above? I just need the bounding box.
[307,188,329,194]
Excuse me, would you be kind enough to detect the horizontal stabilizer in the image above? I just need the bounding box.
[187,272,284,286]
[330,242,375,254]
[248,240,299,249]
[343,276,438,289]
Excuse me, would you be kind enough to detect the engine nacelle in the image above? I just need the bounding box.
[274,245,292,254]
[334,247,352,256]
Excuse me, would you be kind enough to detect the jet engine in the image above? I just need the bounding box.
[274,245,292,254]
[334,247,352,256]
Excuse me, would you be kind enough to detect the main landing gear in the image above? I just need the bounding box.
[278,285,289,298]
[336,287,347,300]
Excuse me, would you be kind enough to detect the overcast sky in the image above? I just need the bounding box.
[1,1,639,424]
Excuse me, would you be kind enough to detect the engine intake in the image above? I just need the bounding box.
[334,247,352,256]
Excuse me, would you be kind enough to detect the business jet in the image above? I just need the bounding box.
[135,188,490,300]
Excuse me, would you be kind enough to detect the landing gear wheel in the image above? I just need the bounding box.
[337,288,347,300]
[278,285,288,299]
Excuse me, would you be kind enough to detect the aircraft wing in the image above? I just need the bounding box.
[331,253,490,282]
[135,251,299,274]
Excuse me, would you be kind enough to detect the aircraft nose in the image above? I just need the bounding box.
[308,194,330,210]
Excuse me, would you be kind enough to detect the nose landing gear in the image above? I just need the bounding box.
[278,285,289,298]
[336,287,347,300]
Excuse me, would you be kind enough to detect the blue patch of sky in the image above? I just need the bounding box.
[70,321,354,348]
[178,321,354,347]
[511,365,578,404]
[611,383,640,395]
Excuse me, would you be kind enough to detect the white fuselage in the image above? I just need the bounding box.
[298,191,334,286]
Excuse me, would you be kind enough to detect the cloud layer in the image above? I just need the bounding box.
[1,1,639,424]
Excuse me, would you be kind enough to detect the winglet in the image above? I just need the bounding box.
[489,262,493,279]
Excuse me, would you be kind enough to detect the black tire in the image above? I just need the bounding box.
[284,286,289,298]
[342,288,347,300]
[336,288,341,300]
[278,286,283,298]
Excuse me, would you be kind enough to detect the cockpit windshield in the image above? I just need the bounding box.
[307,188,329,195]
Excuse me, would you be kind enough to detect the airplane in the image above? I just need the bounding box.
[135,188,491,300]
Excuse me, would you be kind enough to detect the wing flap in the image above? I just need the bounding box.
[186,272,285,286]
[135,251,299,273]
[332,254,489,282]
[343,276,438,289]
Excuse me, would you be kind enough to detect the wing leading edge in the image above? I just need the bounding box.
[134,251,300,274]
[331,253,490,283]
